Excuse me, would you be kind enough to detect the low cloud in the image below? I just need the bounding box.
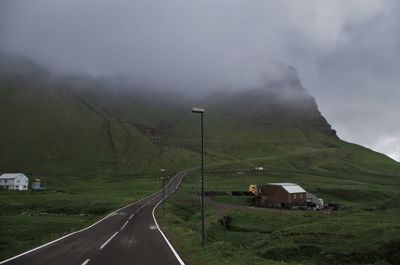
[0,0,398,160]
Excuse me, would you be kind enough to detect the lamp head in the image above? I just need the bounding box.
[192,107,205,113]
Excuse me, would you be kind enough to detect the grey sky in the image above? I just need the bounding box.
[0,0,399,160]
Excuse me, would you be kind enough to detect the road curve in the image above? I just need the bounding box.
[1,170,188,265]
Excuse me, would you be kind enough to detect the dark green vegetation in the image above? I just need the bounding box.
[160,155,400,265]
[158,149,400,265]
[0,172,164,259]
[1,53,399,263]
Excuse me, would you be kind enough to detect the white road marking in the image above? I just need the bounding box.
[149,225,157,230]
[110,212,127,216]
[0,171,186,264]
[99,232,119,250]
[121,221,129,231]
[129,214,134,220]
[152,171,187,265]
[81,259,90,265]
[0,181,171,265]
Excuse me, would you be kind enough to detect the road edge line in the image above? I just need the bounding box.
[152,170,187,265]
[0,173,182,264]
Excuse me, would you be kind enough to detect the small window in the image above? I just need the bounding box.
[293,194,296,199]
[23,185,27,188]
[17,180,20,183]
[5,180,7,183]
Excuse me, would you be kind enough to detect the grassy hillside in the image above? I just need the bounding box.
[0,53,340,175]
[157,146,400,265]
[0,53,399,262]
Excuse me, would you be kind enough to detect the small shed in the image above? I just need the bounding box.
[32,178,41,190]
[0,173,29,191]
[258,183,307,208]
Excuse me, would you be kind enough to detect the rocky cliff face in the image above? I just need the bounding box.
[198,65,337,137]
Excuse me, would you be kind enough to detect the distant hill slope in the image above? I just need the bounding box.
[0,53,398,177]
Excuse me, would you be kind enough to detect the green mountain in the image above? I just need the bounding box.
[1,53,397,177]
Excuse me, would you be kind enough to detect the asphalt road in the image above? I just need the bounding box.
[1,170,188,265]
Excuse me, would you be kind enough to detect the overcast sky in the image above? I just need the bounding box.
[0,0,399,161]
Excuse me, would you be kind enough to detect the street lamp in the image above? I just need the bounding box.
[160,169,166,202]
[191,107,205,247]
[160,176,165,199]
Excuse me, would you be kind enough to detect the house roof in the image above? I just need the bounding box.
[268,183,306,193]
[0,173,27,180]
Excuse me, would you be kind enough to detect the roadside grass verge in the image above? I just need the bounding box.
[0,171,160,260]
[159,192,400,265]
[157,151,400,265]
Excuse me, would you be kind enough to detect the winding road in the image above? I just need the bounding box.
[1,170,188,265]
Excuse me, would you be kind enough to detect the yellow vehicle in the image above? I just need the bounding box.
[248,184,258,196]
[232,184,259,196]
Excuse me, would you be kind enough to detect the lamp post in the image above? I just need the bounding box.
[191,107,205,247]
[160,170,166,196]
[160,169,166,211]
[160,176,165,199]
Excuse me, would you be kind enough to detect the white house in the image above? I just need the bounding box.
[0,173,29,191]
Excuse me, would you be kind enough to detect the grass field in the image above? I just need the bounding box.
[1,117,399,263]
[157,144,400,265]
[0,170,164,259]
